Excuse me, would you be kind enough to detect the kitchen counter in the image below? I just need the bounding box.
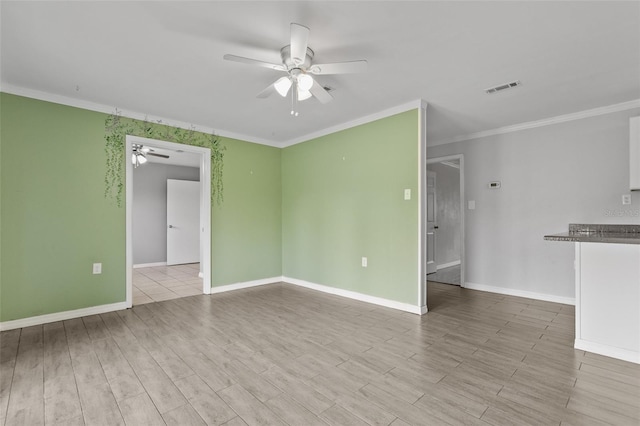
[545,223,640,364]
[544,224,640,244]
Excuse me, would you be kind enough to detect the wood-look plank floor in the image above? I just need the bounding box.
[1,282,639,425]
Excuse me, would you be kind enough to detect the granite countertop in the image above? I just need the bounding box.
[544,224,640,245]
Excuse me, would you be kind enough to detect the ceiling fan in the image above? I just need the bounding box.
[223,23,367,116]
[132,144,169,168]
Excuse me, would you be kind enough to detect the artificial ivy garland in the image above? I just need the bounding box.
[104,111,225,207]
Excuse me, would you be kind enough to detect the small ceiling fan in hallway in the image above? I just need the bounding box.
[223,23,368,116]
[132,144,169,168]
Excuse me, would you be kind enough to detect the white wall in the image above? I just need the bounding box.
[428,108,640,301]
[133,163,200,265]
[427,162,461,267]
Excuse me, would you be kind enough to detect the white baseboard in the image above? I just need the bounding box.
[0,302,128,331]
[209,275,425,315]
[464,282,575,306]
[575,339,639,365]
[209,276,283,294]
[437,260,461,270]
[283,276,423,315]
[133,262,167,269]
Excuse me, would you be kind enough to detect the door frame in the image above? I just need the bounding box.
[125,135,212,308]
[426,170,438,274]
[425,154,465,292]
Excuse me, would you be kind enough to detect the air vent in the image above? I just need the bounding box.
[485,80,521,94]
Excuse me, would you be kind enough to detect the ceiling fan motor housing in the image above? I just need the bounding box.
[281,45,314,70]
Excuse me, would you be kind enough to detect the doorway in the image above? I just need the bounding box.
[125,135,212,308]
[426,155,465,287]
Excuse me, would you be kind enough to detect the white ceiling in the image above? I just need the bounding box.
[2,1,639,147]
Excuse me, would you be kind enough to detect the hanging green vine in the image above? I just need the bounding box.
[104,110,225,207]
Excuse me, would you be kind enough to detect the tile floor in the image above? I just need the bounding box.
[133,263,203,305]
[427,264,461,285]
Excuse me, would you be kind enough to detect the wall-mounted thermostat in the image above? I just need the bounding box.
[488,181,501,189]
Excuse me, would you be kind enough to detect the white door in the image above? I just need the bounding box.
[426,170,438,274]
[167,179,200,266]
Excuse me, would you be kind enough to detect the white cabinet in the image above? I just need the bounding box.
[631,116,640,191]
[575,242,640,363]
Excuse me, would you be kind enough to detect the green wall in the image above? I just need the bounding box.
[282,110,419,305]
[1,94,124,321]
[0,93,420,322]
[0,93,282,321]
[212,138,282,285]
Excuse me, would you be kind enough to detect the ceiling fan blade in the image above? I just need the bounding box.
[309,60,368,75]
[290,23,309,66]
[309,80,333,104]
[257,83,277,99]
[223,54,286,71]
[147,152,170,159]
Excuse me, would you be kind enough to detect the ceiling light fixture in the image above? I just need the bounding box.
[283,70,315,117]
[298,88,312,101]
[274,76,292,97]
[132,144,148,168]
[132,151,147,168]
[297,73,313,91]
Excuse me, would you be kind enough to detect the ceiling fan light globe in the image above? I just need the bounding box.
[297,74,314,91]
[131,153,137,164]
[138,154,148,164]
[274,77,292,97]
[298,88,312,101]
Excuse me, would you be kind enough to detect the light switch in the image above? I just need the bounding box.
[362,257,368,267]
[404,189,411,200]
[468,200,476,210]
[92,263,102,274]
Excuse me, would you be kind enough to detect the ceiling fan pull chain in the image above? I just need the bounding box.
[290,82,294,115]
[290,80,299,117]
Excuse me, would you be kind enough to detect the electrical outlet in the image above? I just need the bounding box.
[92,263,102,274]
[468,200,476,210]
[622,194,632,205]
[361,257,368,267]
[404,189,411,200]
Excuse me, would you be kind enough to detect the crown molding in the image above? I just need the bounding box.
[280,99,426,147]
[2,84,425,149]
[0,83,281,147]
[4,83,635,149]
[431,99,640,147]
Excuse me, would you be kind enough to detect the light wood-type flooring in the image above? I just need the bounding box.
[1,282,639,425]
